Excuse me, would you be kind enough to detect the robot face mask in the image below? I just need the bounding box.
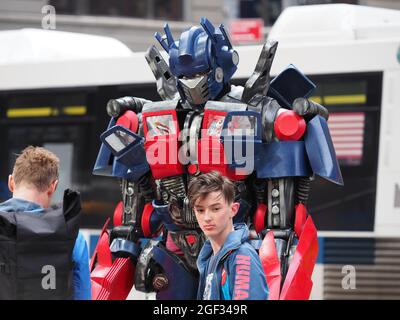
[178,67,225,106]
[178,73,210,105]
[154,18,238,105]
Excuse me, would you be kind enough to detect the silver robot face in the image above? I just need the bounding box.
[178,73,210,106]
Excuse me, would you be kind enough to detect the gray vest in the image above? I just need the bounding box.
[0,189,80,300]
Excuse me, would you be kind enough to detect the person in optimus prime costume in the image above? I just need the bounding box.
[90,18,343,300]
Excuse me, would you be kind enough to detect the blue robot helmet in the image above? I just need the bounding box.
[155,18,239,106]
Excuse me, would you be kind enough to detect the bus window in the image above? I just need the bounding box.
[0,83,161,229]
[307,72,382,231]
[0,89,105,226]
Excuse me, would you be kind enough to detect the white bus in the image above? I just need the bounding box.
[0,3,399,299]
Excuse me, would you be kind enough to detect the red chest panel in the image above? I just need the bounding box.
[197,109,247,181]
[142,109,184,179]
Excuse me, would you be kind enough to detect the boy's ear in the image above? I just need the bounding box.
[231,202,240,218]
[8,175,15,193]
[47,179,58,196]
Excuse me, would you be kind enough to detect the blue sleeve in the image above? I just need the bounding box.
[72,232,92,300]
[228,245,269,300]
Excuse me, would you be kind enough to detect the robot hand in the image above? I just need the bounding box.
[292,97,329,121]
[106,96,151,118]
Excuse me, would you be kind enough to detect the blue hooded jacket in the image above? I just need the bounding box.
[197,223,269,300]
[0,197,92,300]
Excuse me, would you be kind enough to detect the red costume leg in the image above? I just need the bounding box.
[90,219,135,300]
[279,204,318,300]
[259,231,282,300]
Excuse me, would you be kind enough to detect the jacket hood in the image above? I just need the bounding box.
[0,197,42,213]
[197,223,250,273]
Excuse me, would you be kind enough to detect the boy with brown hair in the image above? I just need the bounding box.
[188,171,268,300]
[0,146,91,299]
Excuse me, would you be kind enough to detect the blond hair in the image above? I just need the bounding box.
[12,146,59,192]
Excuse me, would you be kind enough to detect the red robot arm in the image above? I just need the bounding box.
[256,109,319,300]
[90,108,162,300]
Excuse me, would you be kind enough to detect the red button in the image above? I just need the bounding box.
[116,110,139,132]
[274,110,306,141]
[188,164,198,175]
[186,235,197,246]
